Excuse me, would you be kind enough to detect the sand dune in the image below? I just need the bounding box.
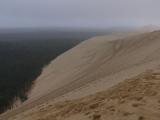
[2,30,160,119]
[28,30,160,101]
[9,67,160,120]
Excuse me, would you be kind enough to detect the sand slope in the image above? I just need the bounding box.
[29,30,160,100]
[7,66,160,120]
[2,30,160,119]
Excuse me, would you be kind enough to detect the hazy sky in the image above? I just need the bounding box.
[0,0,160,28]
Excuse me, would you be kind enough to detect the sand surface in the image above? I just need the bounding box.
[28,30,160,102]
[6,66,160,120]
[1,29,160,119]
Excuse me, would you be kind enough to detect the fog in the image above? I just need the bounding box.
[0,0,160,28]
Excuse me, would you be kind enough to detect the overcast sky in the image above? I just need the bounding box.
[0,0,160,28]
